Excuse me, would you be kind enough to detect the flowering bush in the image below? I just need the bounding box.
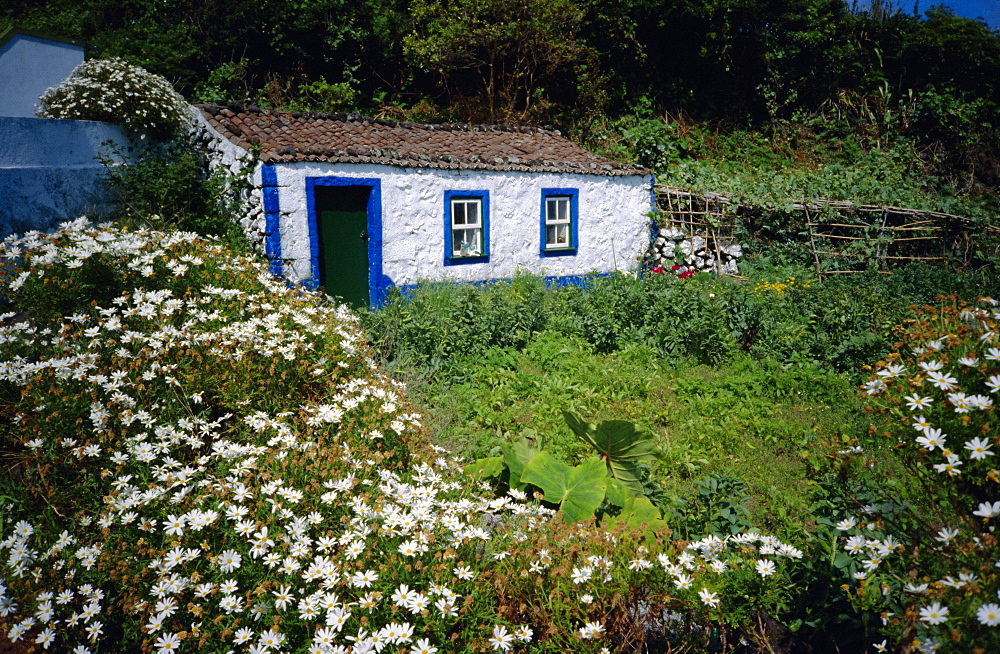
[650,264,696,279]
[0,220,819,653]
[37,58,190,139]
[845,296,1000,652]
[751,275,811,298]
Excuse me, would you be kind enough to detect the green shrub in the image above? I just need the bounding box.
[366,265,1000,378]
[99,139,247,239]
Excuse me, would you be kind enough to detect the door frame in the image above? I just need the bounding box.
[305,176,383,308]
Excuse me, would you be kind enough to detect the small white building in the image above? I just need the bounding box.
[0,28,84,118]
[193,105,653,308]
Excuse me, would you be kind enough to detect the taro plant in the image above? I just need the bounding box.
[464,435,610,523]
[520,453,608,523]
[465,412,663,525]
[562,410,659,495]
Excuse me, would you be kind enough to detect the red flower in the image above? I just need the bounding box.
[651,266,664,274]
[671,265,681,271]
[679,270,695,279]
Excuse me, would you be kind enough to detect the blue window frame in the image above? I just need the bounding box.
[444,190,490,265]
[540,188,579,256]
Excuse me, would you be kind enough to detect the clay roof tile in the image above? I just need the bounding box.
[196,104,647,177]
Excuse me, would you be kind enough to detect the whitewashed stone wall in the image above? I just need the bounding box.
[649,224,743,275]
[188,108,265,251]
[268,161,653,287]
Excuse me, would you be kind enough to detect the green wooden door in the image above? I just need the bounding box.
[315,185,371,308]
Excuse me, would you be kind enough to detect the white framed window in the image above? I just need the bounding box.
[451,198,482,256]
[540,188,578,255]
[444,190,490,264]
[545,196,572,248]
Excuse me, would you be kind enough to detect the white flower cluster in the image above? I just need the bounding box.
[564,533,803,641]
[36,58,190,138]
[856,298,1000,650]
[0,219,555,653]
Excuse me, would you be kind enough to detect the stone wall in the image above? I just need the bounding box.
[187,108,266,252]
[648,223,743,275]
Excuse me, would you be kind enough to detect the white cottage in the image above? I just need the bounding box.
[193,105,653,308]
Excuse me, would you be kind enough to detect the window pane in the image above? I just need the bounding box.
[465,201,480,226]
[454,227,482,256]
[547,224,568,247]
[453,201,466,226]
[546,197,570,224]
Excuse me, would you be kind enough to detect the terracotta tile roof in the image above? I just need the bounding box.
[196,104,648,177]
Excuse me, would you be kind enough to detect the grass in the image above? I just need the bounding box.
[386,328,864,537]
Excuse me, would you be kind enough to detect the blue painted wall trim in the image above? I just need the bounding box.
[539,188,579,257]
[305,176,391,309]
[260,164,283,277]
[443,189,490,266]
[645,174,659,268]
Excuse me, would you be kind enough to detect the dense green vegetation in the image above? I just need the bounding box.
[360,266,996,529]
[358,269,1000,651]
[5,0,999,222]
[364,265,999,375]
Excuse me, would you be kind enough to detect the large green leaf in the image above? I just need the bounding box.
[604,495,667,536]
[563,411,658,494]
[603,477,633,508]
[500,435,544,489]
[521,453,607,522]
[463,456,504,480]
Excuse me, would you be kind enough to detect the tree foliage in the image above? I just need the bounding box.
[5,0,999,214]
[403,0,587,123]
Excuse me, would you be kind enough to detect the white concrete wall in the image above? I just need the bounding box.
[0,117,130,237]
[270,161,653,287]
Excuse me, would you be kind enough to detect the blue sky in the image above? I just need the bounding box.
[866,1,1000,29]
[924,0,1000,28]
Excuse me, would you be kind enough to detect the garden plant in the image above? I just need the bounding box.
[36,57,190,140]
[0,220,833,653]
